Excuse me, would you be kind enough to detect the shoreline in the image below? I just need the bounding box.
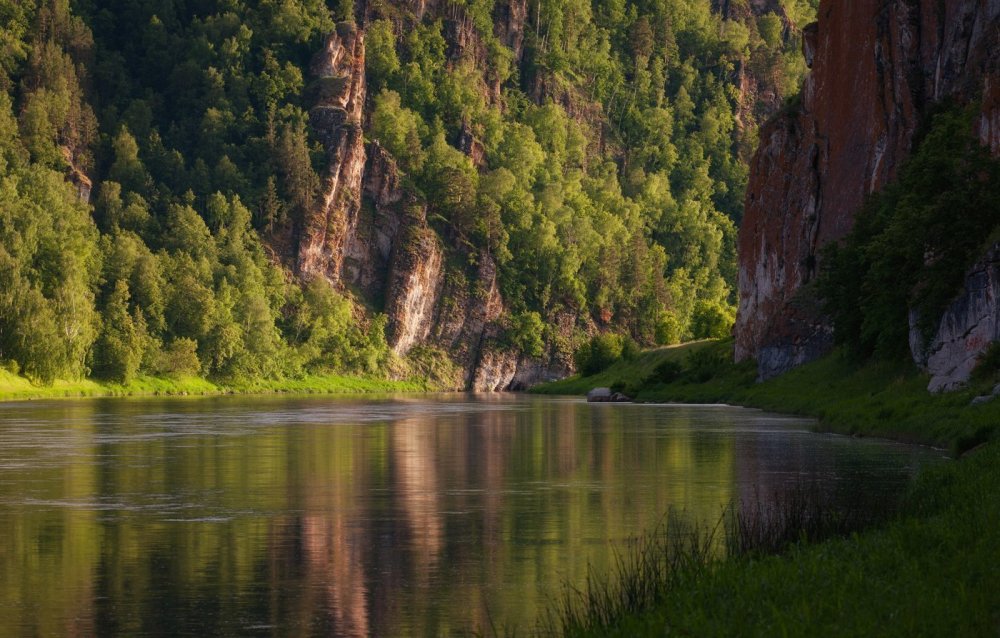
[0,369,436,403]
[531,339,1000,455]
[532,344,999,636]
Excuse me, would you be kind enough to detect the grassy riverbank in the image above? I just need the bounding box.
[533,342,1000,635]
[552,440,999,637]
[533,339,1000,454]
[0,368,431,401]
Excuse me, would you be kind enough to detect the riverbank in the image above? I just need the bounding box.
[533,342,1000,636]
[0,368,432,402]
[532,339,999,455]
[553,440,998,637]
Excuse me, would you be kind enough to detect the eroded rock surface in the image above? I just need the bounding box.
[291,17,570,389]
[912,245,1000,393]
[298,23,368,285]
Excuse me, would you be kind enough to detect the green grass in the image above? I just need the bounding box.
[533,339,1000,635]
[530,341,717,396]
[533,339,1000,455]
[556,441,1000,637]
[0,368,432,402]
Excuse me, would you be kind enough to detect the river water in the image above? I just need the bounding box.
[0,394,940,636]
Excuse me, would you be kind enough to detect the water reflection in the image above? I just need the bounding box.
[0,395,938,636]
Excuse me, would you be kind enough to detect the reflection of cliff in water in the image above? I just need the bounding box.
[0,396,938,636]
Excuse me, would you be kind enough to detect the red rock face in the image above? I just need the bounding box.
[736,0,1000,378]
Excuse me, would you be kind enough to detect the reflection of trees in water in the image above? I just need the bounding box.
[0,398,932,636]
[0,403,98,637]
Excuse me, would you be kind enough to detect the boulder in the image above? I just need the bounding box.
[587,387,612,402]
[586,388,632,403]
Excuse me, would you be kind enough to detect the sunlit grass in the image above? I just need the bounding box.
[0,368,431,402]
[529,341,716,396]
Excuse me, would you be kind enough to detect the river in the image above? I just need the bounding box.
[0,394,941,636]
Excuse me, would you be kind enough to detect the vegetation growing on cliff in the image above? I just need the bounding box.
[366,0,813,344]
[819,105,1000,361]
[0,0,814,388]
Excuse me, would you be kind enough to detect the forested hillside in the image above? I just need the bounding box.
[0,0,816,389]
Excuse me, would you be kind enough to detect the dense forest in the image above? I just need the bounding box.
[0,0,817,387]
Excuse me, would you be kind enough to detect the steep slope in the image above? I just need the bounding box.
[736,0,1000,379]
[0,0,813,390]
[292,0,812,388]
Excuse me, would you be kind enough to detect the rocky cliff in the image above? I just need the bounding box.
[291,6,572,390]
[298,22,369,286]
[736,0,1000,379]
[911,244,1000,392]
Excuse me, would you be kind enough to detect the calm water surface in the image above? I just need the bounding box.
[0,394,941,636]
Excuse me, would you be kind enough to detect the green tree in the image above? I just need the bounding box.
[94,280,145,383]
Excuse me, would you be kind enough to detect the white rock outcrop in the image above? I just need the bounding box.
[911,244,1000,392]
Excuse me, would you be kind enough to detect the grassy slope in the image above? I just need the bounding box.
[534,341,1000,636]
[0,368,430,401]
[533,339,999,454]
[530,341,718,396]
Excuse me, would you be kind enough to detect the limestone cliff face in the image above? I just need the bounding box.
[911,244,1000,392]
[294,13,560,390]
[385,215,444,356]
[736,0,1000,379]
[298,23,368,285]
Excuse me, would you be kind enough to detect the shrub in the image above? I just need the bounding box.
[154,338,202,378]
[685,346,729,383]
[507,311,546,358]
[971,341,1000,384]
[690,301,735,340]
[652,358,683,383]
[621,336,641,361]
[403,346,462,390]
[575,333,626,376]
[655,311,683,345]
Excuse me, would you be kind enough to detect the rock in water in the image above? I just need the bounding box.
[587,388,612,402]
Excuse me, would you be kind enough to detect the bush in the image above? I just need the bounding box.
[690,301,735,340]
[403,345,462,389]
[971,341,1000,384]
[621,336,641,361]
[655,311,683,345]
[575,333,626,376]
[652,358,683,383]
[685,346,730,383]
[154,338,202,378]
[507,311,546,358]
